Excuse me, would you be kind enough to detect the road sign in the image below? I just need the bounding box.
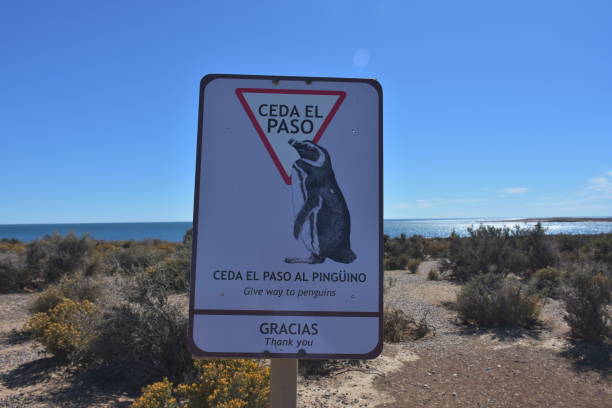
[189,74,383,359]
[236,88,346,184]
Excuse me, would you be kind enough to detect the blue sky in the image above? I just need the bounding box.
[1,0,610,223]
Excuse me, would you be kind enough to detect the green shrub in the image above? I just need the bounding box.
[20,229,198,383]
[105,244,169,275]
[384,234,425,270]
[25,233,92,285]
[144,245,191,292]
[424,238,450,259]
[529,267,562,298]
[2,230,193,290]
[0,252,29,291]
[86,273,192,385]
[182,228,193,246]
[457,273,542,327]
[553,234,587,262]
[563,266,612,342]
[29,271,105,314]
[391,234,425,259]
[427,269,440,281]
[25,298,99,362]
[131,360,270,408]
[407,258,420,274]
[384,254,408,270]
[29,287,65,315]
[25,260,192,384]
[383,307,430,342]
[591,235,612,265]
[555,234,586,253]
[442,224,555,281]
[521,223,556,273]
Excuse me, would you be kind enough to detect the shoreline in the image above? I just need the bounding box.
[494,217,612,223]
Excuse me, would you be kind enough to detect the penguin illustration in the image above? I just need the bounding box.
[284,139,357,264]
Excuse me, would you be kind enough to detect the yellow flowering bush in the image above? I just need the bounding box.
[0,241,26,253]
[25,298,99,362]
[131,378,178,408]
[155,242,178,252]
[130,359,270,408]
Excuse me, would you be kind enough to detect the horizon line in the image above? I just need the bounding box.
[1,215,611,226]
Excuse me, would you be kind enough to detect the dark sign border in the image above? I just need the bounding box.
[188,74,383,359]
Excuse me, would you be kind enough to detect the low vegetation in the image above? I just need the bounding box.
[456,273,542,327]
[385,227,611,335]
[29,271,107,314]
[427,269,440,281]
[2,226,610,405]
[406,258,420,274]
[23,274,192,385]
[384,234,425,270]
[383,307,430,342]
[528,267,563,299]
[0,232,191,292]
[3,231,193,389]
[563,265,612,343]
[441,223,555,281]
[374,226,607,334]
[131,359,270,408]
[87,274,192,386]
[25,298,99,362]
[0,250,27,290]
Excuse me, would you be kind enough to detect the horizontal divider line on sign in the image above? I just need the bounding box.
[193,309,379,317]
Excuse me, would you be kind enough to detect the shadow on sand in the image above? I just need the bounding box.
[561,340,611,379]
[1,357,135,407]
[454,323,545,342]
[3,329,31,346]
[1,356,58,388]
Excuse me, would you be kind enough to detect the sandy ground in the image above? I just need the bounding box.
[298,261,611,408]
[1,261,611,407]
[0,293,133,407]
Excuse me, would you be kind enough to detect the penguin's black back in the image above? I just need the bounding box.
[307,170,356,263]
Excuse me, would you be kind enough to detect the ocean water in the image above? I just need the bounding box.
[383,218,612,238]
[0,222,193,242]
[0,219,611,242]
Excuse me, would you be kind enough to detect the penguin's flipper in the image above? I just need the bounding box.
[293,196,319,239]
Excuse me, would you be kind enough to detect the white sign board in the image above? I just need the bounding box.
[189,74,383,358]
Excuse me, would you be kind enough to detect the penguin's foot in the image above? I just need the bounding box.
[284,254,325,264]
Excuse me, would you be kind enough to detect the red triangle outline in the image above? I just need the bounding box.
[236,88,346,185]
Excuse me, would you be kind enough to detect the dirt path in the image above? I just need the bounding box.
[299,262,612,408]
[376,342,610,408]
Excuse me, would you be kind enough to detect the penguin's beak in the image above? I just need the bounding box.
[288,138,305,152]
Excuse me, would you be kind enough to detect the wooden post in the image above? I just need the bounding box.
[270,359,297,408]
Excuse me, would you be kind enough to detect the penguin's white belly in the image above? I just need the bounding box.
[299,196,322,255]
[291,165,322,256]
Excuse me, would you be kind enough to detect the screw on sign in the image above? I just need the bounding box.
[189,74,382,407]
